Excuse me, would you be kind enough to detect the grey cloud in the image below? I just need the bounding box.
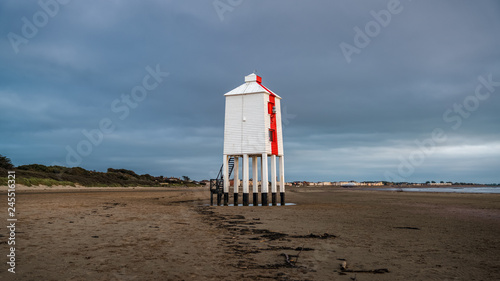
[1,0,499,183]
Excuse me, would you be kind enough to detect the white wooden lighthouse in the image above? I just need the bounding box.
[221,73,285,206]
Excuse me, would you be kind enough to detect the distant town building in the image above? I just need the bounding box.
[360,181,384,186]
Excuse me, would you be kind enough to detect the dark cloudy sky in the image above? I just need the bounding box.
[1,0,499,183]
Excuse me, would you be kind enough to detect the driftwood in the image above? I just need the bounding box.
[281,246,305,267]
[282,253,295,267]
[294,245,304,264]
[339,261,389,274]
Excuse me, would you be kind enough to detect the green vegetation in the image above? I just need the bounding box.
[0,177,76,187]
[0,154,14,169]
[0,155,199,187]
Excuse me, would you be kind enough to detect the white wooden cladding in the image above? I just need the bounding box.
[223,74,283,156]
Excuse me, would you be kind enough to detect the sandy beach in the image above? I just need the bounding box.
[0,185,499,280]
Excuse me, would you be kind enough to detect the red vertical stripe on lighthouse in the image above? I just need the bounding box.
[269,95,278,155]
[257,77,278,155]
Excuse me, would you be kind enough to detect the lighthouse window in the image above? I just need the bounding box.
[268,102,274,114]
[269,129,274,141]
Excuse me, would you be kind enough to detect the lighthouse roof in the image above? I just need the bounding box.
[224,73,281,98]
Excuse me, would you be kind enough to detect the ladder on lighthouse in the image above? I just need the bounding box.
[210,157,234,205]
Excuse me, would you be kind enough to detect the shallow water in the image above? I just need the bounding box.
[371,186,500,194]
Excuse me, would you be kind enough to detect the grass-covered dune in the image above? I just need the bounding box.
[0,164,199,187]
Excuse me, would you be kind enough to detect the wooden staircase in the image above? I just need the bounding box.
[210,157,234,205]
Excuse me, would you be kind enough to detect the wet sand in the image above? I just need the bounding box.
[0,186,499,280]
